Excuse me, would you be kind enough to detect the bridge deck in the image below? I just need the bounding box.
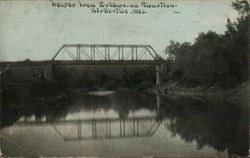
[0,60,166,67]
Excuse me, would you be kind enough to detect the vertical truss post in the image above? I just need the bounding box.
[91,45,93,61]
[118,46,120,60]
[132,46,134,60]
[92,119,97,139]
[76,46,79,60]
[108,46,110,60]
[94,120,97,139]
[78,120,81,139]
[77,44,80,61]
[136,119,139,136]
[93,45,95,61]
[108,119,111,138]
[121,46,124,60]
[123,119,125,137]
[135,46,138,60]
[120,120,122,137]
[133,118,135,136]
[106,119,108,138]
[105,45,107,60]
[92,120,94,138]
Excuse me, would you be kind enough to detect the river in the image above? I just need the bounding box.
[1,91,248,157]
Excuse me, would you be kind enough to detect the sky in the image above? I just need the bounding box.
[0,0,239,61]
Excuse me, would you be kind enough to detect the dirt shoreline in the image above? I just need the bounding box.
[156,81,250,98]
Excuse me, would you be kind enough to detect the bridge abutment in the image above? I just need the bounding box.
[44,64,54,80]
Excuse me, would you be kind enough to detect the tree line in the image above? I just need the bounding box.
[165,0,249,89]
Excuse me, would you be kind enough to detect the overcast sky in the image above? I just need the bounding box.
[0,0,238,61]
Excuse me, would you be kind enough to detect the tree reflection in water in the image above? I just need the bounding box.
[1,92,248,156]
[1,92,157,128]
[158,96,248,157]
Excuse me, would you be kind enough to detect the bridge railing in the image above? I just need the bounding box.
[51,44,163,62]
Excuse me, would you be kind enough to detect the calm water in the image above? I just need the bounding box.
[1,91,249,157]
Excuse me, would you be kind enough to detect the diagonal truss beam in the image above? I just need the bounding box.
[14,116,159,141]
[51,44,163,62]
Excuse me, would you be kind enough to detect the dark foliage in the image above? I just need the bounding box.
[158,96,248,156]
[53,65,156,91]
[166,0,249,89]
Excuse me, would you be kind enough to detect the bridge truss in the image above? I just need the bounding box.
[51,44,163,64]
[15,116,160,141]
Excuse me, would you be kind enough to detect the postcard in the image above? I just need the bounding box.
[0,0,249,157]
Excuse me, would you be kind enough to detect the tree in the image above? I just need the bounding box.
[165,0,249,88]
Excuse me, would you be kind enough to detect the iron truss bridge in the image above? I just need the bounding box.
[0,44,166,67]
[51,44,165,65]
[14,116,160,141]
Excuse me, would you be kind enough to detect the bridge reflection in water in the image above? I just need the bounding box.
[2,90,248,157]
[14,116,160,141]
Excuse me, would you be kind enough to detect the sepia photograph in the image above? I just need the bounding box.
[0,0,249,157]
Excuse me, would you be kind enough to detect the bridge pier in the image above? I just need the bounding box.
[156,64,164,88]
[44,64,54,80]
[156,94,161,116]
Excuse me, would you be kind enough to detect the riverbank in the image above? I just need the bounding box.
[155,81,249,98]
[71,81,249,99]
